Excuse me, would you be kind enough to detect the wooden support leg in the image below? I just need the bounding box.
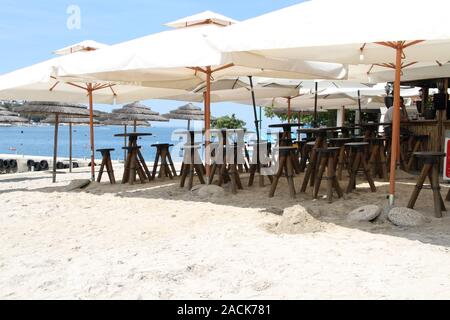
[406,141,421,172]
[129,151,137,185]
[368,144,379,177]
[286,151,296,199]
[194,164,205,184]
[337,146,345,181]
[151,148,161,179]
[407,163,431,209]
[379,143,388,181]
[167,151,177,177]
[331,155,343,201]
[248,164,256,187]
[361,155,377,192]
[347,151,361,193]
[326,155,336,203]
[106,154,116,184]
[137,149,151,181]
[187,164,194,190]
[229,165,238,194]
[313,155,327,200]
[430,164,444,218]
[136,159,147,184]
[269,155,286,198]
[122,149,132,184]
[97,154,106,183]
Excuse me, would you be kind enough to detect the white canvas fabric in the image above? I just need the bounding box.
[209,0,450,65]
[165,11,238,28]
[53,40,108,55]
[55,23,348,89]
[0,50,186,104]
[161,77,300,103]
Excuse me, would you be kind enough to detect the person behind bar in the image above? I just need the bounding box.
[384,96,409,137]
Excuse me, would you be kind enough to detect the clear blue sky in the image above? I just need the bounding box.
[0,0,304,128]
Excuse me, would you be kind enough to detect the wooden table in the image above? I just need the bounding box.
[114,132,152,184]
[298,127,341,191]
[269,123,304,146]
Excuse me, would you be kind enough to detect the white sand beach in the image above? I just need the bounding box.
[2,166,450,300]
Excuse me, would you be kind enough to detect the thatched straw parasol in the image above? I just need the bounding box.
[42,116,100,173]
[0,115,28,124]
[14,102,92,182]
[112,102,168,131]
[163,103,205,129]
[102,117,151,161]
[0,109,22,116]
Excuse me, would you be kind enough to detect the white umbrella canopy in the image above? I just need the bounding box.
[0,54,185,104]
[53,40,108,55]
[209,0,450,65]
[164,10,238,28]
[56,25,347,89]
[209,0,450,203]
[349,62,450,84]
[163,77,300,103]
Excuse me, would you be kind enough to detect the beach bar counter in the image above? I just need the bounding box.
[401,78,449,153]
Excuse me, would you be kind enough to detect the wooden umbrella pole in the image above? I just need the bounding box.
[297,111,301,141]
[52,113,59,183]
[124,124,127,162]
[69,122,73,173]
[388,43,404,205]
[88,84,95,181]
[187,119,191,130]
[204,66,212,184]
[134,120,137,132]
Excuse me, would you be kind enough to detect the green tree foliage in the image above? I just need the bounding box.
[263,105,337,127]
[212,114,246,129]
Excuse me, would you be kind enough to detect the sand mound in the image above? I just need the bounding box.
[63,179,91,191]
[191,184,225,199]
[274,205,327,234]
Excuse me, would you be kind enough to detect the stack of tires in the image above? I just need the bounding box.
[28,160,49,172]
[0,159,18,174]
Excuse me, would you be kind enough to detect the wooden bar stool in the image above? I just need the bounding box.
[122,146,147,185]
[367,137,388,180]
[313,147,343,203]
[210,144,243,194]
[300,136,326,193]
[238,144,250,173]
[408,152,446,218]
[328,138,352,181]
[96,148,116,184]
[151,143,177,179]
[345,142,377,193]
[248,141,273,187]
[406,135,429,172]
[180,144,205,189]
[269,146,297,198]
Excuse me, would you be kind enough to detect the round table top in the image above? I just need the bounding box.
[414,152,446,158]
[114,132,153,138]
[360,122,391,127]
[297,127,328,133]
[269,123,304,129]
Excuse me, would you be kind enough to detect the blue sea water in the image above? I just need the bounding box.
[0,125,187,161]
[0,125,285,163]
